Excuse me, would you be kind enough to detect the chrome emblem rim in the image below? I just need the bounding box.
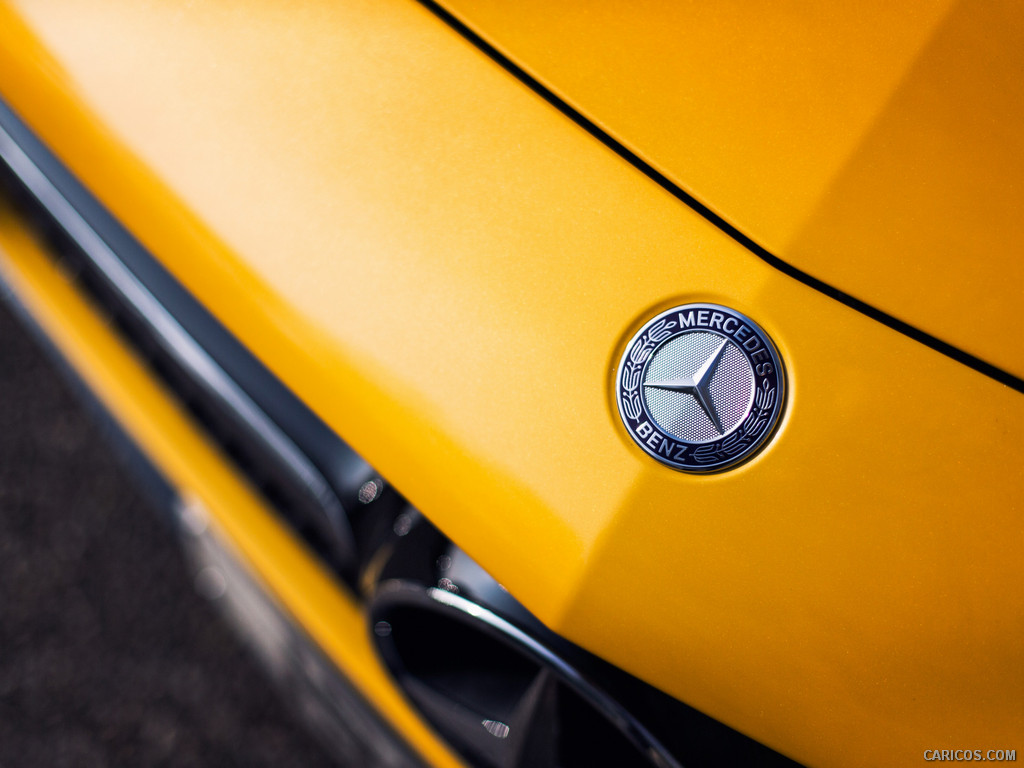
[616,304,786,473]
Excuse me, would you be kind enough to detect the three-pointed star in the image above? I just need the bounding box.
[644,338,730,433]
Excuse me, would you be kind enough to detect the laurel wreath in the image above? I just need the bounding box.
[622,321,776,466]
[692,378,777,464]
[620,318,677,421]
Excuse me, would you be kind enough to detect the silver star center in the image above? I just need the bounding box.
[644,338,730,434]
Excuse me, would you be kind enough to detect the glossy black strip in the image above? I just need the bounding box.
[0,98,374,576]
[417,0,1024,395]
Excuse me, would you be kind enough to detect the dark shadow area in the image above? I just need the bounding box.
[0,299,339,767]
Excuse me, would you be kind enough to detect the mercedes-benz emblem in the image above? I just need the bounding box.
[616,303,786,473]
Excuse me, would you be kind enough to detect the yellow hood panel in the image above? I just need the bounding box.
[1,1,1022,765]
[438,0,1024,381]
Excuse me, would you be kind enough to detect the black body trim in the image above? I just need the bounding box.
[417,0,1024,395]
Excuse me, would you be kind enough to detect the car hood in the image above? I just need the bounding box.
[440,0,1024,382]
[1,1,1022,766]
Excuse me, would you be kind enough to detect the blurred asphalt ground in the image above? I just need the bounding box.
[0,298,338,766]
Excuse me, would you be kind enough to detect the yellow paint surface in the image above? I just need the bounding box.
[441,0,1024,380]
[1,2,1023,765]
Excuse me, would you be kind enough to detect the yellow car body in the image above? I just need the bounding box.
[1,2,1022,766]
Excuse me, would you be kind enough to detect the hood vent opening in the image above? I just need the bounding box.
[371,584,677,768]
